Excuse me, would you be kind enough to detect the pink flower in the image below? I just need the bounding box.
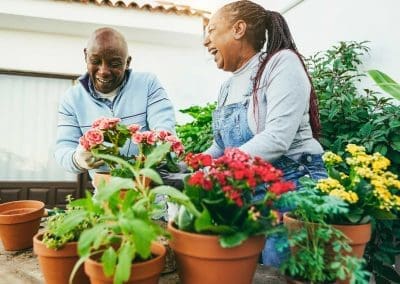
[157,130,172,141]
[79,136,91,151]
[92,117,121,130]
[84,129,104,147]
[128,124,141,135]
[142,131,158,145]
[132,132,144,144]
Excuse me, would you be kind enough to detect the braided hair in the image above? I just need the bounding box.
[221,0,321,139]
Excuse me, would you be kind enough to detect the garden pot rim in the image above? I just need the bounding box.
[0,200,45,224]
[33,231,79,257]
[283,212,372,227]
[167,221,266,241]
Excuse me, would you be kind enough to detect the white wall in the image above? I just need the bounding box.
[284,0,400,92]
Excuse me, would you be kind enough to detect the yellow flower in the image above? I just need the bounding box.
[329,189,359,204]
[346,144,366,156]
[355,166,373,179]
[371,153,390,173]
[316,178,346,193]
[322,151,343,165]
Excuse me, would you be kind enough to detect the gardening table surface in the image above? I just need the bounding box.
[0,231,287,284]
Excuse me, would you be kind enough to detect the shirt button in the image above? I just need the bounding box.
[298,165,305,171]
[306,155,312,162]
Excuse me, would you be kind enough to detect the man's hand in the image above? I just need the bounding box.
[73,145,104,170]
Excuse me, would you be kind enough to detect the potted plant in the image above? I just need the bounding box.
[280,143,400,283]
[313,144,400,253]
[0,200,45,251]
[79,117,184,183]
[167,148,295,284]
[66,150,190,284]
[279,187,370,283]
[33,201,94,284]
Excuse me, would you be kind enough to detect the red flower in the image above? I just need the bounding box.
[269,181,295,195]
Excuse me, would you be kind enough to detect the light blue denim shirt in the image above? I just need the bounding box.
[55,69,176,174]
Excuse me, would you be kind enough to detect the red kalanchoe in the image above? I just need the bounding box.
[184,148,294,207]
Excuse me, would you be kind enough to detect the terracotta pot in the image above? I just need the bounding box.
[84,242,166,284]
[333,223,371,284]
[0,200,44,251]
[33,232,90,284]
[283,214,372,284]
[167,221,265,284]
[332,223,371,258]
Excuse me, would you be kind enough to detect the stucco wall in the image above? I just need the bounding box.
[283,0,400,92]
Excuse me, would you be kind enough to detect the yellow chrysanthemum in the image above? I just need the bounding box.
[329,189,359,204]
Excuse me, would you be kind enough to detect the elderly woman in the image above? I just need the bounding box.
[203,1,327,267]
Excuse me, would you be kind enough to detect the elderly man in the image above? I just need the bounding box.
[55,27,176,175]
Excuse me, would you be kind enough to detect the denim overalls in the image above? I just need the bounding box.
[212,78,327,268]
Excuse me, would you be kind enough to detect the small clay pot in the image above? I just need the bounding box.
[0,200,44,251]
[33,232,90,284]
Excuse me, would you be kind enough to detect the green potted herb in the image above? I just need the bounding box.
[279,183,370,283]
[33,201,94,284]
[67,151,189,284]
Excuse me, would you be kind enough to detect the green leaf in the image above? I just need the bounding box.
[54,210,86,236]
[128,219,154,259]
[368,70,400,100]
[194,209,213,232]
[115,243,135,284]
[194,209,233,234]
[176,205,194,231]
[78,224,107,256]
[150,185,189,202]
[138,168,162,184]
[219,232,248,248]
[144,142,171,168]
[96,177,135,201]
[101,247,117,277]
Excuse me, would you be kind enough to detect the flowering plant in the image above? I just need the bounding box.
[79,117,184,177]
[173,148,295,248]
[309,144,400,224]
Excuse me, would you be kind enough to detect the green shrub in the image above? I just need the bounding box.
[305,41,400,174]
[176,103,216,153]
[306,41,400,283]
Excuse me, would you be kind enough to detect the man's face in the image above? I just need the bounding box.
[203,10,239,72]
[85,34,131,94]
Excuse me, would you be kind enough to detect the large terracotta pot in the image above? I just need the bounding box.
[167,221,265,284]
[84,242,166,284]
[33,232,90,284]
[0,200,44,250]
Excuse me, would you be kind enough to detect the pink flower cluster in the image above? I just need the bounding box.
[129,126,184,157]
[79,117,121,151]
[79,117,184,158]
[185,148,294,207]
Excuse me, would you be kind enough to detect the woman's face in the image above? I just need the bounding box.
[204,10,242,72]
